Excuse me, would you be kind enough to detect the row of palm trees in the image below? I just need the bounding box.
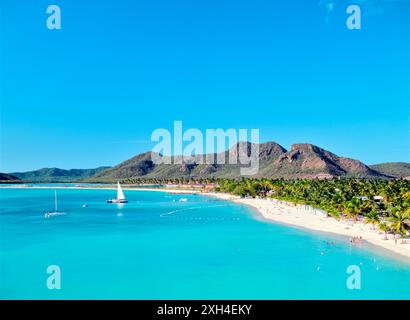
[215,178,410,238]
[122,177,410,237]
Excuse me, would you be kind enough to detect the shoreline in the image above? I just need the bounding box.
[2,185,410,260]
[205,193,410,260]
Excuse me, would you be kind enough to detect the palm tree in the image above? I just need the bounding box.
[344,198,362,222]
[378,222,390,240]
[364,210,380,230]
[388,208,410,238]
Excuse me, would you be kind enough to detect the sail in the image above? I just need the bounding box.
[117,181,125,200]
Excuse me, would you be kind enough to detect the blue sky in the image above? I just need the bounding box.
[1,0,409,172]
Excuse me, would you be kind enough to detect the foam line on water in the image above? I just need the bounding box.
[160,204,232,218]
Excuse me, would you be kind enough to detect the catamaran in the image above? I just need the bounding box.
[44,190,66,218]
[107,181,128,203]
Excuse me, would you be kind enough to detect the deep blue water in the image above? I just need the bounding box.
[0,188,409,299]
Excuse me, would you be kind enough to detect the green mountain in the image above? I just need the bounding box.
[93,142,390,180]
[369,162,410,178]
[0,173,20,182]
[11,166,111,182]
[11,143,398,182]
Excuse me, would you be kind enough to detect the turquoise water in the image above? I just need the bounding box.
[0,188,409,299]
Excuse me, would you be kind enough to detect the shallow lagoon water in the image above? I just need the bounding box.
[0,188,409,299]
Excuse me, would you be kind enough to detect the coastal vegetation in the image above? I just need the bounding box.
[123,177,410,238]
[217,178,410,237]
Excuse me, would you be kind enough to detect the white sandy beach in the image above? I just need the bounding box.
[204,192,410,260]
[141,188,410,259]
[2,184,410,260]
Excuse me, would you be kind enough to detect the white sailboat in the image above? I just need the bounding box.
[45,190,66,218]
[107,181,128,203]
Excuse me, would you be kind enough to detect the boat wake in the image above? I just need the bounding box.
[44,190,66,218]
[44,212,66,219]
[160,204,232,218]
